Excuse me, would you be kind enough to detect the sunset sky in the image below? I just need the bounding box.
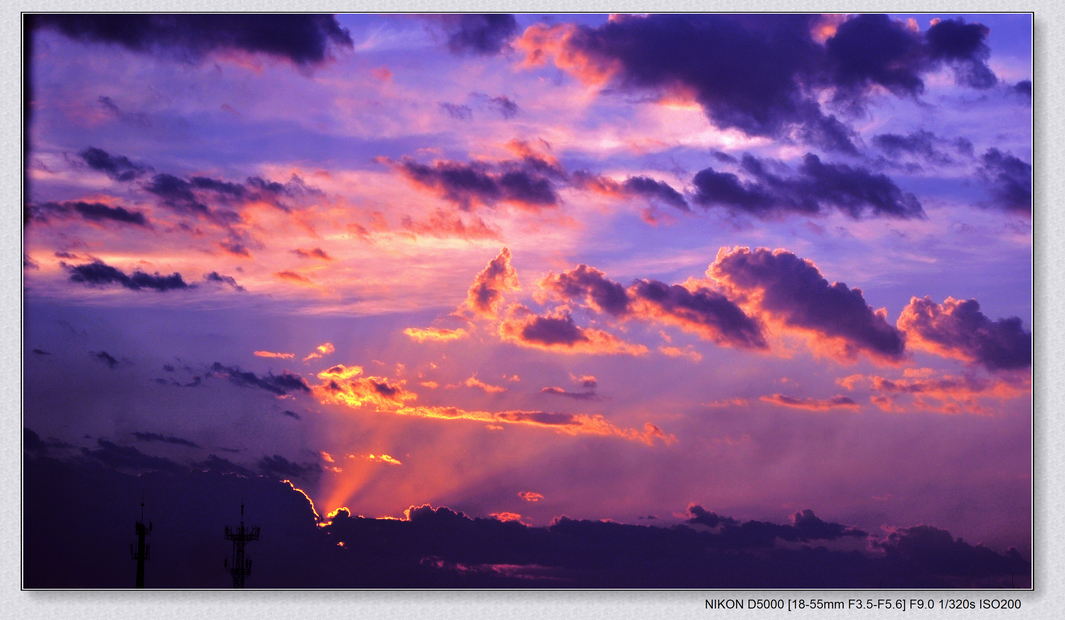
[22,13,1032,588]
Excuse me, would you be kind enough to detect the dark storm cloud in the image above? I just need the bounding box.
[208,362,311,396]
[826,15,996,98]
[92,351,120,368]
[195,454,257,477]
[68,260,192,292]
[23,452,1029,588]
[1013,80,1032,98]
[82,439,183,472]
[924,18,997,89]
[190,176,246,198]
[29,14,354,67]
[78,146,152,181]
[897,296,1030,371]
[281,410,302,420]
[692,153,923,219]
[873,130,955,164]
[534,14,858,153]
[541,264,766,350]
[28,201,150,228]
[203,271,246,292]
[436,14,518,55]
[258,454,322,480]
[978,148,1031,214]
[145,173,212,217]
[530,14,999,152]
[876,524,1028,581]
[711,247,906,363]
[390,157,559,211]
[132,432,201,449]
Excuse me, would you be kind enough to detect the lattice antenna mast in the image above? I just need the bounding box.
[224,503,260,588]
[130,494,151,588]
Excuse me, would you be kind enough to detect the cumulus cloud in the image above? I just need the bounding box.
[29,14,353,67]
[709,247,906,363]
[978,148,1031,214]
[209,362,311,396]
[313,365,417,410]
[66,260,193,292]
[433,14,519,55]
[691,153,923,219]
[498,305,648,356]
[760,393,859,410]
[540,264,766,350]
[465,247,520,318]
[897,296,1030,371]
[517,15,997,154]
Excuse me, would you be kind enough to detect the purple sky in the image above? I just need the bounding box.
[22,13,1033,589]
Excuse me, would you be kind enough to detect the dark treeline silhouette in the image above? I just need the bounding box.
[23,432,1029,589]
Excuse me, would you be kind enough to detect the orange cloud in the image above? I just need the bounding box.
[518,491,544,502]
[393,405,674,445]
[465,375,507,394]
[760,393,860,411]
[403,327,469,342]
[313,364,416,410]
[838,369,1030,415]
[659,345,703,361]
[275,270,314,285]
[367,454,402,466]
[303,342,336,362]
[254,350,295,359]
[490,512,523,522]
[465,247,520,318]
[515,23,621,85]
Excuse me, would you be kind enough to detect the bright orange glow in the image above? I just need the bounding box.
[254,350,295,359]
[303,342,335,362]
[367,454,402,465]
[518,491,543,502]
[491,512,523,522]
[281,479,323,523]
[392,404,674,445]
[403,327,469,342]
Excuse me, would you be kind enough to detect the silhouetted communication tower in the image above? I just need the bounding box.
[130,499,151,588]
[224,503,259,588]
